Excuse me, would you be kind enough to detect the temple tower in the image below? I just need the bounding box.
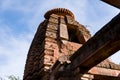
[23,8,91,80]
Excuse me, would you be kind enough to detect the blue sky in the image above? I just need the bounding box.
[0,0,119,79]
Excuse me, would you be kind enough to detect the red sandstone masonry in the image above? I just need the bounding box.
[23,8,120,80]
[23,8,91,80]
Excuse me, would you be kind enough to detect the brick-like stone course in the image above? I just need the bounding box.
[23,8,90,79]
[23,8,120,80]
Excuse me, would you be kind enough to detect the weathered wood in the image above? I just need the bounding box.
[89,67,120,77]
[70,13,120,72]
[102,0,120,9]
[93,74,120,80]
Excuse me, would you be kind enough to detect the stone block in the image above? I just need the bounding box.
[49,17,59,23]
[47,22,58,31]
[44,49,54,56]
[47,28,57,33]
[45,37,57,43]
[44,55,53,63]
[66,15,75,25]
[60,24,69,40]
[50,14,59,19]
[60,17,66,24]
[46,31,57,39]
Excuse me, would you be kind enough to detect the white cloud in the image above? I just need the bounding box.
[0,20,31,79]
[0,36,30,79]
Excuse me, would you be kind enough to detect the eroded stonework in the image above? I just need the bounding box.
[23,8,120,80]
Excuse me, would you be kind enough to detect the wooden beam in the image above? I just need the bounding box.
[81,73,120,80]
[102,0,120,9]
[88,67,120,77]
[93,74,120,80]
[70,13,120,72]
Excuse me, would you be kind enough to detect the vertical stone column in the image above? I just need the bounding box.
[44,14,59,70]
[59,16,69,41]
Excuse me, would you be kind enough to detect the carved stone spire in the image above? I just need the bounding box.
[23,8,91,80]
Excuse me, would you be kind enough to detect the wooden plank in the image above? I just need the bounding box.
[70,13,120,72]
[102,0,120,9]
[93,74,120,80]
[89,67,120,77]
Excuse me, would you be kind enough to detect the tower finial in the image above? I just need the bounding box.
[44,8,74,19]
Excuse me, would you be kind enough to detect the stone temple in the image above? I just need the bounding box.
[23,2,120,80]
